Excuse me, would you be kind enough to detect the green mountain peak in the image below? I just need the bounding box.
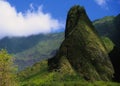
[48,5,114,81]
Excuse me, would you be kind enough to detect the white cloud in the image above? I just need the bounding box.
[30,3,34,11]
[94,0,110,9]
[95,0,106,5]
[0,1,64,39]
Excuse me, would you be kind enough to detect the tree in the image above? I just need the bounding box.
[0,49,19,86]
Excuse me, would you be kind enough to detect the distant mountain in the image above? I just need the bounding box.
[18,5,119,86]
[0,33,64,70]
[0,33,63,54]
[0,12,119,73]
[93,14,120,46]
[94,14,120,82]
[93,16,115,37]
[0,34,48,53]
[48,5,114,81]
[15,33,64,70]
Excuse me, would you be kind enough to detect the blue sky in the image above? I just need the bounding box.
[7,0,120,20]
[0,0,119,39]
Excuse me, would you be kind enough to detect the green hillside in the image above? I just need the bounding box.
[48,5,114,81]
[0,34,48,53]
[94,14,120,81]
[93,16,115,37]
[17,5,119,86]
[0,14,118,71]
[0,7,119,82]
[93,14,120,46]
[14,33,64,70]
[18,60,120,86]
[0,15,118,71]
[101,36,114,53]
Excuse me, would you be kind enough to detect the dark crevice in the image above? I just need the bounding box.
[109,46,120,82]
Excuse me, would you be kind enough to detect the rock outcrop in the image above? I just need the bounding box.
[48,5,114,81]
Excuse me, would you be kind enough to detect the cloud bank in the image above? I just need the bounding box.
[0,1,64,39]
[94,0,110,9]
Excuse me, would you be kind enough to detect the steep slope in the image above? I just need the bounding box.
[109,14,120,82]
[101,37,114,53]
[19,60,120,86]
[14,33,64,70]
[0,34,46,53]
[94,14,120,82]
[0,15,117,71]
[48,5,114,81]
[113,14,120,46]
[93,16,115,38]
[93,14,120,46]
[0,33,64,70]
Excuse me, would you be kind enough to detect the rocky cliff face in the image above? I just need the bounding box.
[48,5,114,81]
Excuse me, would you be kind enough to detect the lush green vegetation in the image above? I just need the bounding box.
[18,36,115,85]
[93,15,120,46]
[0,5,119,86]
[102,36,114,53]
[94,14,120,81]
[0,31,114,71]
[18,60,120,86]
[14,33,63,70]
[13,14,120,85]
[0,49,19,86]
[0,15,118,71]
[93,16,115,37]
[48,5,114,81]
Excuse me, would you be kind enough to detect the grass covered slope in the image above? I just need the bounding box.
[18,36,114,85]
[18,10,116,85]
[18,60,120,86]
[101,37,114,53]
[48,5,114,81]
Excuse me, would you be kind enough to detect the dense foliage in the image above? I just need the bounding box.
[48,5,114,81]
[101,36,114,53]
[94,14,120,81]
[18,60,120,86]
[0,49,19,86]
[0,4,120,86]
[14,33,63,70]
[0,14,119,71]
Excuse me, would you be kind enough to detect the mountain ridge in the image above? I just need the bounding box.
[48,5,114,81]
[17,6,120,86]
[0,13,119,71]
